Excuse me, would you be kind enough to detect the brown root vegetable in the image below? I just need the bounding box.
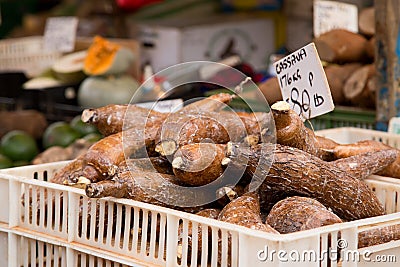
[324,63,362,104]
[85,179,130,198]
[155,111,260,157]
[359,7,375,37]
[330,140,400,178]
[343,64,376,108]
[258,77,282,105]
[216,184,245,207]
[313,29,369,63]
[271,101,324,158]
[82,131,125,180]
[50,155,85,184]
[32,146,72,165]
[86,167,179,201]
[181,93,235,113]
[152,94,242,157]
[266,196,343,234]
[218,192,278,233]
[365,36,376,59]
[123,156,173,175]
[316,135,339,157]
[329,149,397,179]
[330,149,398,179]
[172,143,227,186]
[358,224,400,248]
[227,143,385,221]
[81,104,167,136]
[258,183,295,214]
[0,109,48,139]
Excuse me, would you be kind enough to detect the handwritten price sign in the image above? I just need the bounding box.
[313,0,358,37]
[44,16,78,53]
[274,42,334,120]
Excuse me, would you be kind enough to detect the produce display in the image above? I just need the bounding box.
[78,36,139,108]
[33,91,399,257]
[259,6,377,110]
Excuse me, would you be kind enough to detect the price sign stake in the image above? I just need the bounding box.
[273,42,334,120]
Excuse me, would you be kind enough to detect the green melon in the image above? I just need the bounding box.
[83,132,103,143]
[0,154,13,169]
[78,74,139,108]
[42,121,81,149]
[52,50,87,83]
[1,130,39,162]
[70,115,99,137]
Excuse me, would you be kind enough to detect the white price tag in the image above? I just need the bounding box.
[44,16,78,52]
[313,0,358,37]
[274,43,334,120]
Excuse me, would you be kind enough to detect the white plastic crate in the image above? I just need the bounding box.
[315,127,400,148]
[0,159,400,267]
[0,36,62,78]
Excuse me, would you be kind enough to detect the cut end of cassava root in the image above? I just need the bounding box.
[81,109,97,123]
[155,140,177,156]
[271,101,290,112]
[244,135,259,147]
[171,157,184,170]
[216,186,238,202]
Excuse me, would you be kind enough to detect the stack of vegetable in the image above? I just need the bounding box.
[259,6,377,109]
[313,6,376,109]
[32,115,102,165]
[78,36,139,108]
[46,92,400,258]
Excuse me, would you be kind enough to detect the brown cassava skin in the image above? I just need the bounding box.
[228,143,385,221]
[51,133,126,184]
[181,93,235,113]
[329,149,397,180]
[125,156,173,175]
[358,224,400,248]
[50,155,85,184]
[218,192,278,233]
[258,183,295,213]
[156,110,269,156]
[272,104,323,158]
[343,64,376,109]
[81,104,167,136]
[82,131,125,179]
[331,140,400,178]
[86,168,179,202]
[256,148,397,212]
[172,143,226,186]
[313,29,369,63]
[266,196,343,234]
[216,184,245,208]
[324,63,362,105]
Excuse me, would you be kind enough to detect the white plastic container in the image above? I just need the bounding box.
[0,36,62,78]
[1,127,400,267]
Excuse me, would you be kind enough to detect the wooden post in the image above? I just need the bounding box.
[375,0,400,130]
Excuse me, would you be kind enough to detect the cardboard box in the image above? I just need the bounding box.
[131,15,276,73]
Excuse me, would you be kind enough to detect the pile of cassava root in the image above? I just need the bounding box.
[49,93,400,251]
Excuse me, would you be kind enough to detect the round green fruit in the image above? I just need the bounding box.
[70,115,99,137]
[42,121,81,149]
[82,132,103,143]
[1,130,39,162]
[0,154,13,169]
